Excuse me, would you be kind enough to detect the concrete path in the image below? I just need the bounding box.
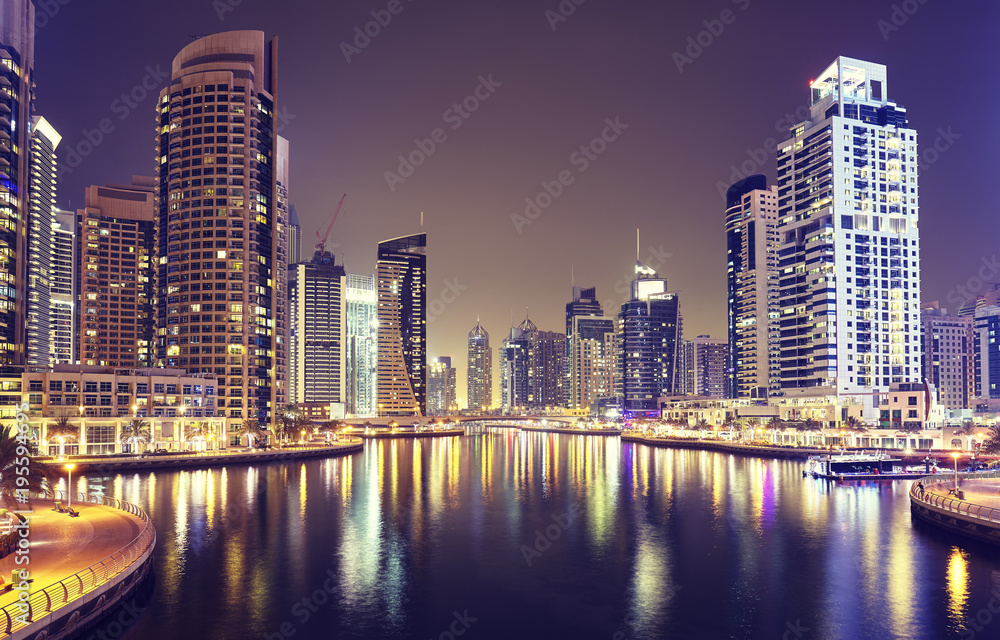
[0,499,144,608]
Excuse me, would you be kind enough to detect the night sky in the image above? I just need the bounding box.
[34,0,999,406]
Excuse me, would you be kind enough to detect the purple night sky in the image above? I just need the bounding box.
[34,0,1000,404]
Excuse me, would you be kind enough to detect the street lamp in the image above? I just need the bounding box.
[951,451,960,491]
[65,463,76,510]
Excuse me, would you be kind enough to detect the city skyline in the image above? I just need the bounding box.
[21,0,998,404]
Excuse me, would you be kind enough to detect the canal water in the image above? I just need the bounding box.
[75,428,1000,639]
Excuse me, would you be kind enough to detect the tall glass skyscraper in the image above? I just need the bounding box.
[725,175,779,399]
[467,319,492,411]
[289,252,346,404]
[26,116,60,367]
[376,233,426,416]
[156,31,286,426]
[776,57,921,395]
[619,262,681,413]
[0,0,34,370]
[345,273,377,417]
[49,209,77,365]
[565,287,615,411]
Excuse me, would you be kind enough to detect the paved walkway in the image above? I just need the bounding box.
[925,479,1000,508]
[0,499,144,608]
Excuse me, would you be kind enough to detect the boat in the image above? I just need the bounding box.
[804,450,904,479]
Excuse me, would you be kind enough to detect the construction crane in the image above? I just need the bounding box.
[315,193,347,255]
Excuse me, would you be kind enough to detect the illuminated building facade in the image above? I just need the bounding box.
[155,31,286,426]
[376,233,426,416]
[776,57,921,395]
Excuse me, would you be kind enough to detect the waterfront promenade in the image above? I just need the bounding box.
[0,495,155,637]
[910,470,1000,544]
[38,439,363,472]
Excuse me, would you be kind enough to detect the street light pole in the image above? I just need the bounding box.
[951,451,960,491]
[65,463,75,510]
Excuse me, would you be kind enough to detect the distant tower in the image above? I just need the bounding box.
[77,178,156,368]
[619,262,681,413]
[726,174,779,399]
[376,233,427,416]
[26,116,60,367]
[428,356,456,415]
[289,252,346,405]
[565,287,615,411]
[467,320,492,411]
[500,315,565,412]
[345,274,377,417]
[49,209,77,365]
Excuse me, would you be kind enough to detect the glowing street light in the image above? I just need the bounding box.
[65,463,76,511]
[951,452,960,491]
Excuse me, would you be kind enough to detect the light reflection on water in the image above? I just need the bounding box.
[63,427,1000,640]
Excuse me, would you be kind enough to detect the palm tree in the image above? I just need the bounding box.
[119,419,151,455]
[293,414,314,443]
[184,422,206,450]
[0,424,52,508]
[980,425,1000,455]
[955,423,978,452]
[317,421,340,443]
[235,419,265,449]
[46,416,79,457]
[767,417,784,445]
[842,416,867,448]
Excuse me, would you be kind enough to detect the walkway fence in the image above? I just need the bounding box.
[909,468,1000,525]
[0,492,155,637]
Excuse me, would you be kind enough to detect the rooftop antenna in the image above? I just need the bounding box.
[571,264,575,287]
[420,211,424,228]
[636,228,640,261]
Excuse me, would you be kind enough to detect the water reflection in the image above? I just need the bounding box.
[58,429,1000,640]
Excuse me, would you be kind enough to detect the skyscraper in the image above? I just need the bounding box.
[0,0,34,370]
[49,209,77,365]
[921,303,972,410]
[345,273,377,418]
[565,287,616,411]
[156,31,285,426]
[619,262,681,413]
[467,319,492,412]
[77,178,156,368]
[376,233,426,416]
[500,316,565,412]
[776,57,921,395]
[726,175,779,399]
[427,356,456,415]
[26,116,60,367]
[688,335,729,399]
[289,252,346,405]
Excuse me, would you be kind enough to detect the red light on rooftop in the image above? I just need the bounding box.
[809,79,814,86]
